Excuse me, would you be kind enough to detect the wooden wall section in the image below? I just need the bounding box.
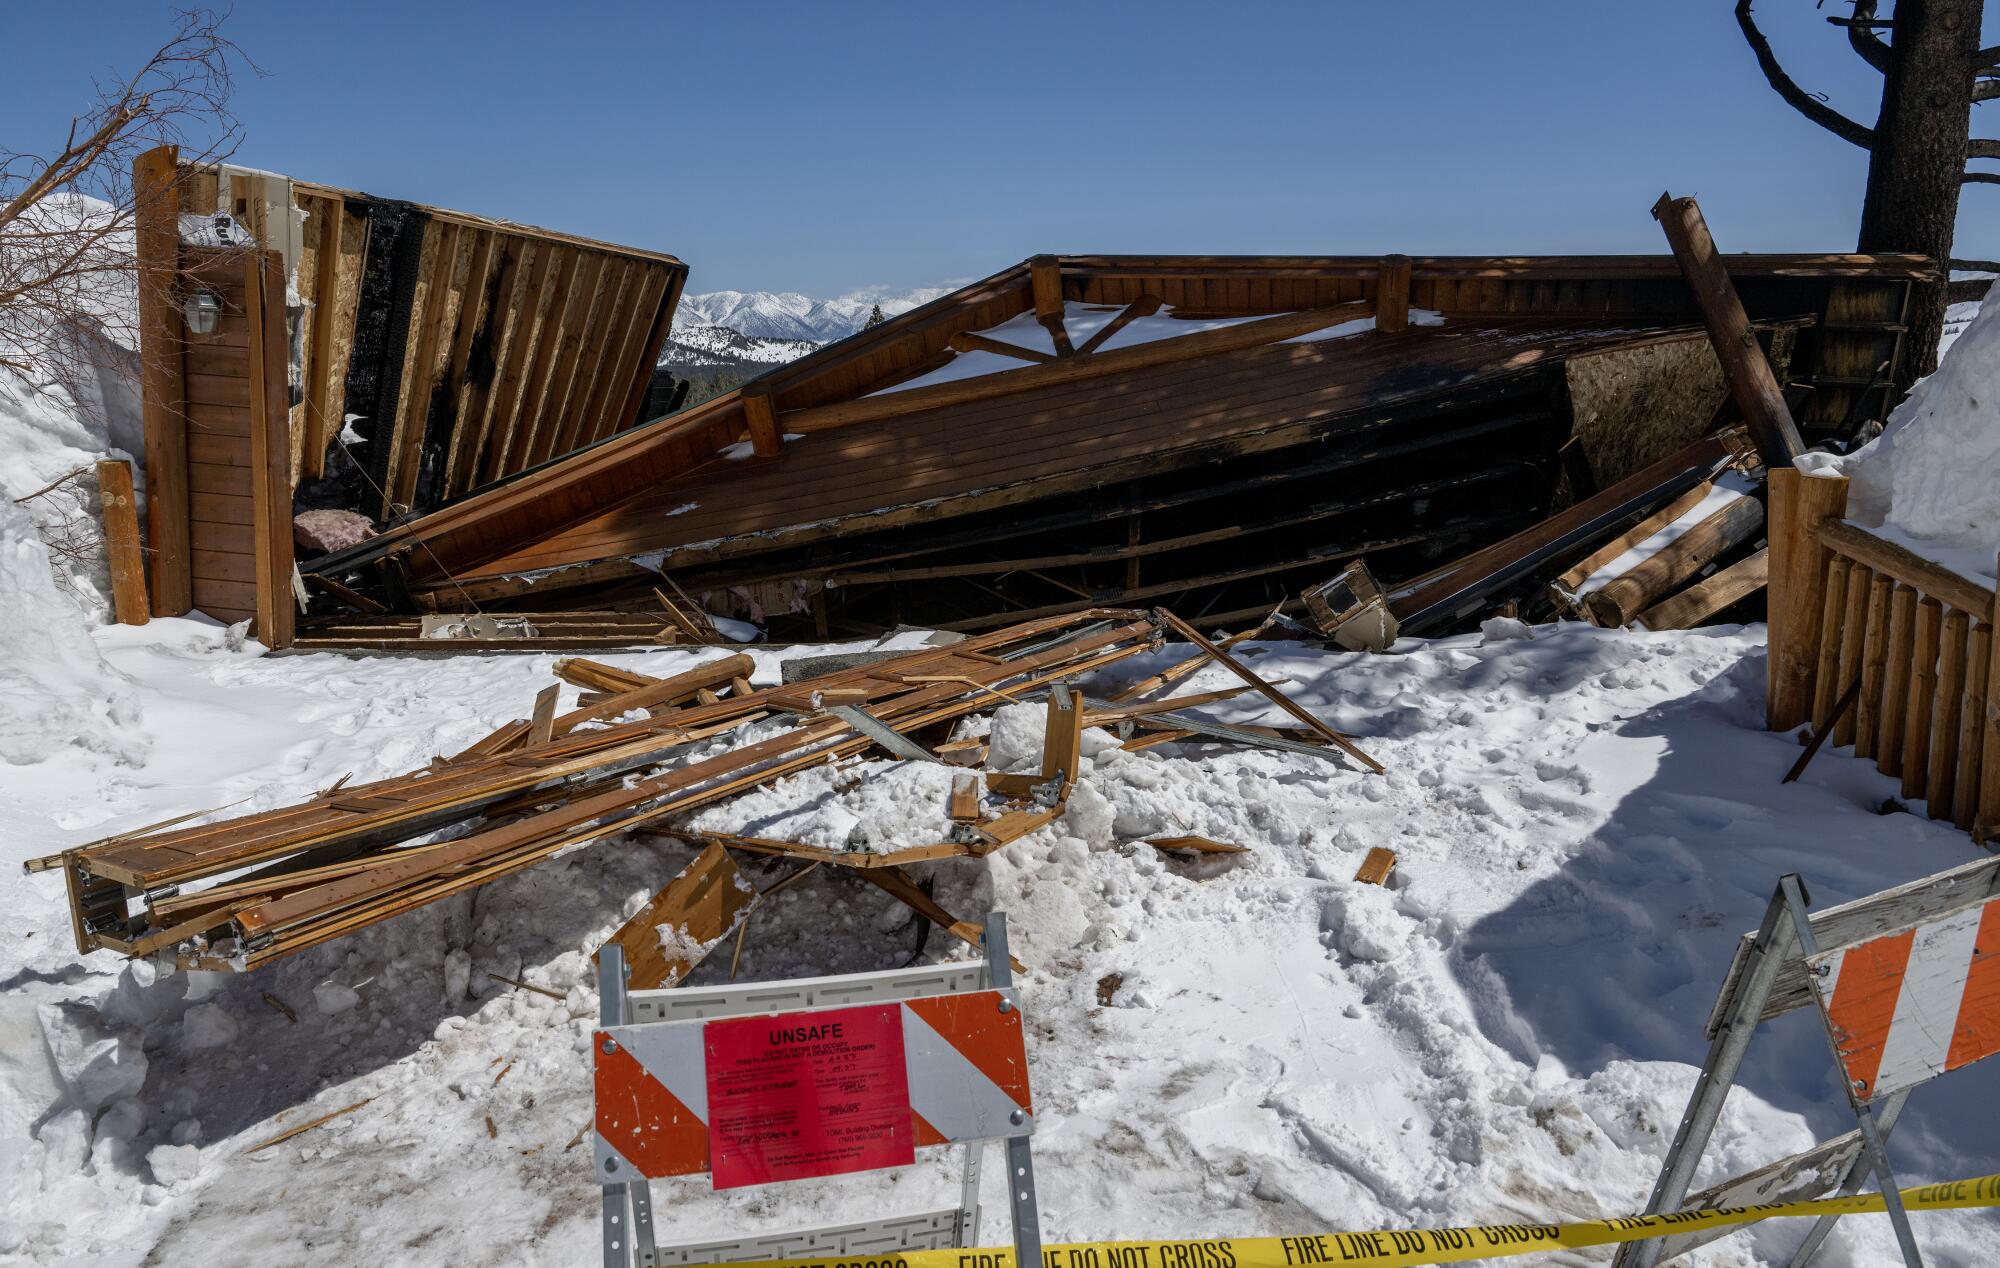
[174,157,687,518]
[174,245,293,643]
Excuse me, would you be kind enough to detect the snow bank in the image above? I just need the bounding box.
[1838,281,2000,585]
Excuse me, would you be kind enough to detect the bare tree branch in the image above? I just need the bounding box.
[1977,78,2000,103]
[1736,0,1876,147]
[1,8,251,404]
[1979,44,2000,71]
[1950,258,2000,271]
[1836,1,1891,73]
[1970,138,2000,160]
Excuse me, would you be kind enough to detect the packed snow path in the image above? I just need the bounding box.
[4,619,1997,1267]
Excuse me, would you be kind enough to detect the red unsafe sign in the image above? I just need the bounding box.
[703,1002,914,1189]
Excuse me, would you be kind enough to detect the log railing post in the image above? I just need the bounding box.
[1980,559,2000,842]
[1766,469,1851,731]
[1375,254,1411,334]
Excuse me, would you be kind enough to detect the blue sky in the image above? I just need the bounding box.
[8,2,1997,296]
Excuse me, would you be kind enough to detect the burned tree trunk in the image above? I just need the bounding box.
[1855,0,1983,386]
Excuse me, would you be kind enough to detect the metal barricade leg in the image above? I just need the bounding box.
[630,1179,659,1267]
[599,945,635,1268]
[984,914,1043,1268]
[1618,881,1800,1268]
[1778,877,1924,1268]
[957,1140,984,1248]
[1784,1089,1909,1267]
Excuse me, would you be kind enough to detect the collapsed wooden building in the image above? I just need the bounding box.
[290,253,1924,646]
[124,142,1930,649]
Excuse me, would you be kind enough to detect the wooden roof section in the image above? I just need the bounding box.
[313,249,1929,589]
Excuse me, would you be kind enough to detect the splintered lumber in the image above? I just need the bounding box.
[553,658,660,694]
[95,460,149,625]
[1554,481,1715,605]
[1635,547,1770,631]
[52,609,1156,971]
[853,866,1025,971]
[1390,430,1742,636]
[1110,607,1279,702]
[1042,687,1084,784]
[1581,492,1766,628]
[948,771,982,822]
[1146,836,1247,855]
[1354,847,1397,885]
[597,843,756,990]
[244,1098,373,1154]
[528,684,560,747]
[1652,192,1803,466]
[549,652,753,733]
[1152,608,1383,773]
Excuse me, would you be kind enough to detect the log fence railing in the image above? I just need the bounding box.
[1766,470,1998,838]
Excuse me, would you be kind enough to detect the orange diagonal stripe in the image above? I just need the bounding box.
[1946,899,2000,1073]
[1826,928,1917,1096]
[594,1033,710,1178]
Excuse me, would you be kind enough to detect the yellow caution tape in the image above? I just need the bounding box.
[707,1174,2000,1268]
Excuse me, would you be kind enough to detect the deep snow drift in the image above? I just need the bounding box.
[1837,282,1999,587]
[4,619,1998,1267]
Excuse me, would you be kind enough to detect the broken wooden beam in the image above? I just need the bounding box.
[1653,192,1803,466]
[1354,846,1397,886]
[740,381,782,459]
[1152,608,1383,773]
[1582,491,1765,628]
[1637,547,1770,631]
[596,843,756,990]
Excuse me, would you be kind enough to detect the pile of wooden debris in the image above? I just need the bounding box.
[31,608,1381,985]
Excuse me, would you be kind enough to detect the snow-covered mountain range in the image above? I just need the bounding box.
[661,323,818,369]
[673,285,953,345]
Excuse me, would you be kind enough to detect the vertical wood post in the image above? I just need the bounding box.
[134,145,191,615]
[1765,469,1851,731]
[740,381,782,459]
[1811,557,1853,730]
[1375,254,1411,334]
[1029,254,1073,355]
[1901,596,1941,800]
[1877,585,1916,777]
[246,249,297,650]
[1652,193,1804,467]
[94,459,149,625]
[1957,622,1990,831]
[1929,610,1970,818]
[1854,573,1893,758]
[1979,561,2000,842]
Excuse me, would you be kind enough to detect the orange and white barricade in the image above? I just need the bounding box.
[1616,858,2000,1268]
[592,912,1041,1268]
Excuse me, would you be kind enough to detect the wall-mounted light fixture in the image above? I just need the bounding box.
[183,288,223,335]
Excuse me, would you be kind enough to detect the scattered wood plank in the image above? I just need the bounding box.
[1354,846,1397,886]
[487,971,566,1002]
[1653,192,1803,465]
[948,771,982,822]
[527,684,560,747]
[596,843,757,991]
[853,866,1025,971]
[1146,836,1248,855]
[244,1098,372,1154]
[1152,608,1383,773]
[1784,677,1862,784]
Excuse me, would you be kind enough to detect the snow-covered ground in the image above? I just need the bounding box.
[5,615,1999,1267]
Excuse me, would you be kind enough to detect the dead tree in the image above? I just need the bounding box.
[0,9,247,396]
[1736,1,1991,390]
